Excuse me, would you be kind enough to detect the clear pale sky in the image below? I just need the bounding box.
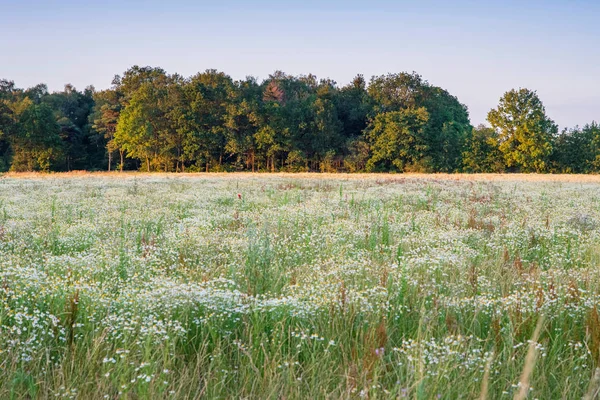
[2,0,599,129]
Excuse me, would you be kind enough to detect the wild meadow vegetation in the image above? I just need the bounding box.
[2,173,600,399]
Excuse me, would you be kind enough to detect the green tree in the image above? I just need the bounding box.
[462,124,505,172]
[254,125,282,172]
[343,138,370,172]
[181,70,234,171]
[367,72,471,172]
[224,77,262,171]
[336,75,372,141]
[253,72,295,171]
[551,125,597,173]
[420,86,471,172]
[161,74,189,172]
[311,80,344,172]
[487,88,557,172]
[365,108,429,172]
[368,72,423,112]
[114,66,168,102]
[91,88,122,171]
[113,68,186,172]
[44,84,95,171]
[0,80,17,171]
[549,122,600,173]
[9,101,62,172]
[114,81,168,171]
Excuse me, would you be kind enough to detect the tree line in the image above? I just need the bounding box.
[0,66,598,173]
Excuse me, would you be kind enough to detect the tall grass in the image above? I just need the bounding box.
[0,174,599,398]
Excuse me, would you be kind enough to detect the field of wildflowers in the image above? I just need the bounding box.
[2,173,600,399]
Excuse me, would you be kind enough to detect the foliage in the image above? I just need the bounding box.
[90,89,122,170]
[365,108,430,172]
[0,68,597,174]
[551,123,600,173]
[367,72,471,172]
[487,88,558,172]
[463,124,505,172]
[9,101,63,171]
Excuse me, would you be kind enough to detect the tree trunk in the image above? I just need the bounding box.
[120,150,124,172]
[146,157,150,172]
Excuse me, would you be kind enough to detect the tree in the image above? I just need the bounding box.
[9,101,62,172]
[365,108,429,172]
[367,72,471,172]
[91,89,122,171]
[114,66,168,102]
[550,124,597,173]
[253,72,295,171]
[419,86,471,172]
[0,80,17,171]
[12,67,600,175]
[224,77,262,171]
[344,138,370,172]
[0,104,12,171]
[113,68,188,172]
[301,80,343,171]
[336,74,372,142]
[254,125,282,172]
[161,74,189,172]
[487,88,557,172]
[181,70,234,171]
[114,81,169,171]
[44,84,95,171]
[462,125,505,172]
[368,72,423,113]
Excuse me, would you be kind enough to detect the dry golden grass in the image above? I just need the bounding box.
[3,171,600,182]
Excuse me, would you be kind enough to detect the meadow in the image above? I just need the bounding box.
[2,173,600,399]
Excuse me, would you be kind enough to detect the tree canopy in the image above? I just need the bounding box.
[0,67,597,173]
[487,88,558,173]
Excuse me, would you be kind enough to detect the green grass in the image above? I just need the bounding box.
[1,174,600,399]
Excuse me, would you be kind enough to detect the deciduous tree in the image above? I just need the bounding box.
[487,88,557,172]
[366,107,429,172]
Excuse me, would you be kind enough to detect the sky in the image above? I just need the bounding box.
[1,0,599,129]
